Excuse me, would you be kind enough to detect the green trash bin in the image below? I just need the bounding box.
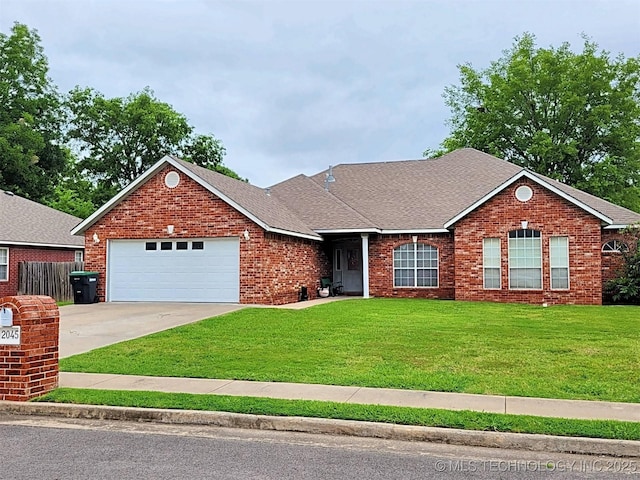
[69,271,99,304]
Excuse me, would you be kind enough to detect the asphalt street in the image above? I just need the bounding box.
[1,413,635,479]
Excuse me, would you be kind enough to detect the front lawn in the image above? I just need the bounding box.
[61,299,640,403]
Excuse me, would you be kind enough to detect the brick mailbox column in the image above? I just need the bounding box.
[0,296,59,401]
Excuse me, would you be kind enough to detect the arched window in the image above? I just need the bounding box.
[508,229,542,289]
[393,243,438,288]
[602,240,628,253]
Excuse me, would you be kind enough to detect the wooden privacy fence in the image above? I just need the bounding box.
[18,261,84,302]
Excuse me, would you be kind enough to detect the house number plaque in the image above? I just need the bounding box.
[0,326,21,345]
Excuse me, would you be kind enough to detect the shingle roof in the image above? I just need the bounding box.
[72,148,640,240]
[171,158,320,238]
[528,171,640,227]
[269,174,373,231]
[274,148,640,230]
[0,190,84,248]
[276,148,523,230]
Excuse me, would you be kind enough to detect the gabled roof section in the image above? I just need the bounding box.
[72,156,321,240]
[443,169,615,228]
[304,148,524,231]
[173,158,320,239]
[0,190,84,248]
[290,148,640,231]
[270,174,376,231]
[528,171,640,228]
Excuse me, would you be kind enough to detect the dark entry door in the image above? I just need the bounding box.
[333,243,362,294]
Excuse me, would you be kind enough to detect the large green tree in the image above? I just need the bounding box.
[66,86,239,205]
[0,22,68,202]
[427,34,640,212]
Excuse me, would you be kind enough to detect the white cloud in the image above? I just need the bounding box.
[2,0,638,186]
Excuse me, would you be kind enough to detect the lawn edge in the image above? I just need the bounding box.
[1,400,638,458]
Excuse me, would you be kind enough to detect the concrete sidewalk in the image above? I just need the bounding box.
[59,372,640,423]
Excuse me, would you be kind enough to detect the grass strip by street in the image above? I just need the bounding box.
[60,299,640,403]
[34,388,640,441]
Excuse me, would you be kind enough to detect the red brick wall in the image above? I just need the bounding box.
[84,166,325,305]
[251,233,330,304]
[453,178,602,305]
[0,246,78,297]
[0,295,59,401]
[368,233,455,299]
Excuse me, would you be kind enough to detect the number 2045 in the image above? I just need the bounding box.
[0,327,20,344]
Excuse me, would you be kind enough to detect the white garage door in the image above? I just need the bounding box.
[108,238,240,302]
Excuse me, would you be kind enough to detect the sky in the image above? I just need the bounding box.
[1,0,639,187]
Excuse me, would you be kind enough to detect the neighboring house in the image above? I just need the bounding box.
[0,190,85,297]
[71,148,640,305]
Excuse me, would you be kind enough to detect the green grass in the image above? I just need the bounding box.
[61,299,640,402]
[57,300,73,307]
[34,388,640,441]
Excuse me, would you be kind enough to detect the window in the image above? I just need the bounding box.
[508,229,542,289]
[550,236,569,289]
[0,248,8,281]
[176,242,188,250]
[192,241,204,250]
[75,250,84,262]
[483,238,501,289]
[515,185,533,202]
[145,242,157,251]
[602,240,628,253]
[160,242,173,251]
[335,249,342,271]
[393,243,438,287]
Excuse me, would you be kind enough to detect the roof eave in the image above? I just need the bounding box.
[604,224,638,230]
[379,228,450,234]
[314,228,380,234]
[0,240,84,249]
[444,170,613,229]
[266,227,322,241]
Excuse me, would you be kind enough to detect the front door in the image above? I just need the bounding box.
[333,242,363,294]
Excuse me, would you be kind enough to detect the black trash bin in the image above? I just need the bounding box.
[69,271,99,304]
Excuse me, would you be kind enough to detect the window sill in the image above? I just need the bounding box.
[393,286,439,289]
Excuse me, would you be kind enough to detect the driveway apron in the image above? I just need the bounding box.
[59,303,243,358]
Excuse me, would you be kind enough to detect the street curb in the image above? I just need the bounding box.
[1,401,638,458]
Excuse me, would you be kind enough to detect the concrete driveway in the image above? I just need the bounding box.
[59,303,244,358]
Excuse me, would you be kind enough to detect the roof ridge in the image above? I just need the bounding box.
[305,148,508,176]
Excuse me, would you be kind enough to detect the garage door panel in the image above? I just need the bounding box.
[108,239,240,302]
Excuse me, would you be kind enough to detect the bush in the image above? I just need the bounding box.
[605,225,640,304]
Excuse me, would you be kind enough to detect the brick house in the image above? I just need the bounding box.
[0,190,85,297]
[72,148,640,305]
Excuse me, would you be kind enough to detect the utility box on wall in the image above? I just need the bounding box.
[0,296,60,401]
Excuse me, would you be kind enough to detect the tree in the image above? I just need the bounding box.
[605,225,640,304]
[66,87,236,205]
[0,22,67,202]
[427,33,640,212]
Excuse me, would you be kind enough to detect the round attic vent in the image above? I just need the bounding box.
[515,185,533,202]
[164,171,180,188]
